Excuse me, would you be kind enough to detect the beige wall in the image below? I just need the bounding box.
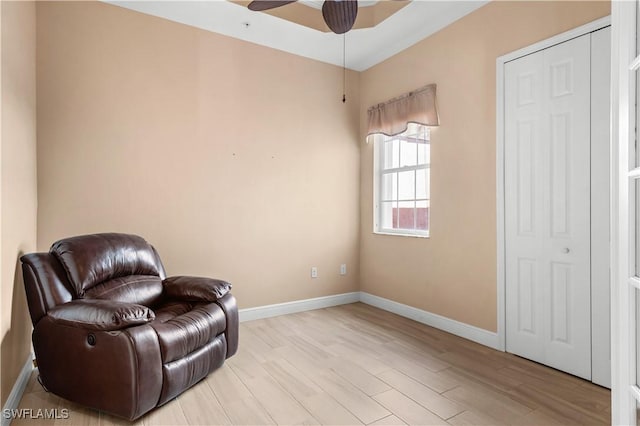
[1,0,38,406]
[359,1,610,332]
[36,1,361,309]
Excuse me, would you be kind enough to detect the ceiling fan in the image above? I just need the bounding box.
[247,0,359,34]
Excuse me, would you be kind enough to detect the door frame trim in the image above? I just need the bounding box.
[610,2,637,423]
[496,16,611,352]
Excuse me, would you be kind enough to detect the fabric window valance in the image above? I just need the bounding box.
[366,84,439,138]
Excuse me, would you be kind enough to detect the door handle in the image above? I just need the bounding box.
[562,248,570,254]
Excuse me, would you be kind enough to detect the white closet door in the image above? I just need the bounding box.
[505,34,592,379]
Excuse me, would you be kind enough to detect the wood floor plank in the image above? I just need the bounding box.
[498,365,610,413]
[178,380,232,425]
[376,369,464,420]
[310,371,391,424]
[228,351,271,382]
[437,366,537,410]
[384,333,447,358]
[326,343,391,375]
[442,385,533,422]
[286,334,335,362]
[373,389,448,426]
[380,340,450,372]
[239,375,318,425]
[436,351,523,391]
[219,397,275,425]
[299,392,364,425]
[447,410,507,426]
[261,358,323,399]
[328,357,392,396]
[507,383,610,425]
[367,414,407,425]
[206,364,253,407]
[510,408,567,425]
[99,411,144,426]
[246,322,291,348]
[380,354,460,394]
[237,324,280,362]
[142,398,188,426]
[273,345,333,380]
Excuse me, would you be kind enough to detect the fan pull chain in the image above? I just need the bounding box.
[342,33,346,103]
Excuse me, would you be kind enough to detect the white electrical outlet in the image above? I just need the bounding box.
[340,264,347,275]
[311,267,318,278]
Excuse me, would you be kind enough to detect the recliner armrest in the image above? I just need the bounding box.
[163,276,232,302]
[47,299,155,331]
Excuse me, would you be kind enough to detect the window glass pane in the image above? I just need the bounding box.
[398,170,415,200]
[397,201,415,229]
[400,139,418,167]
[416,169,429,200]
[384,139,399,169]
[637,288,640,386]
[380,201,396,229]
[637,178,640,277]
[416,200,429,231]
[418,142,430,165]
[381,173,397,201]
[637,70,640,168]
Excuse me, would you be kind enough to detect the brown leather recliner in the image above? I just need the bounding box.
[20,233,238,420]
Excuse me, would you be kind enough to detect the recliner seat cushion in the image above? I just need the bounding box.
[50,233,163,297]
[151,302,226,363]
[153,301,193,323]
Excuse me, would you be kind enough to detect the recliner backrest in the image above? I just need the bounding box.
[50,233,165,298]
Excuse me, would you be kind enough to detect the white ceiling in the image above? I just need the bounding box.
[106,0,488,71]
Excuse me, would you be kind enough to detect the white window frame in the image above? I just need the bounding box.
[373,126,431,238]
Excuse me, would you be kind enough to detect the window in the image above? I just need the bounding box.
[374,124,430,237]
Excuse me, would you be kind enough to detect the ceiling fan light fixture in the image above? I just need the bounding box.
[247,0,297,12]
[322,0,358,34]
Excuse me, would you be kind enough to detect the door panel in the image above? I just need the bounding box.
[517,120,536,236]
[550,261,571,344]
[505,34,591,380]
[506,47,545,363]
[517,258,536,334]
[543,34,591,379]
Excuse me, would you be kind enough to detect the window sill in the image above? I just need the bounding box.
[373,231,430,239]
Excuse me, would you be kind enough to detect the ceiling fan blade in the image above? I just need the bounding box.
[322,0,358,34]
[247,0,297,12]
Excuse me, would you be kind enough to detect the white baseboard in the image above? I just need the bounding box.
[239,292,361,322]
[1,354,34,426]
[359,292,501,350]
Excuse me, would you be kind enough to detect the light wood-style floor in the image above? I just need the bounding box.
[15,303,610,425]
